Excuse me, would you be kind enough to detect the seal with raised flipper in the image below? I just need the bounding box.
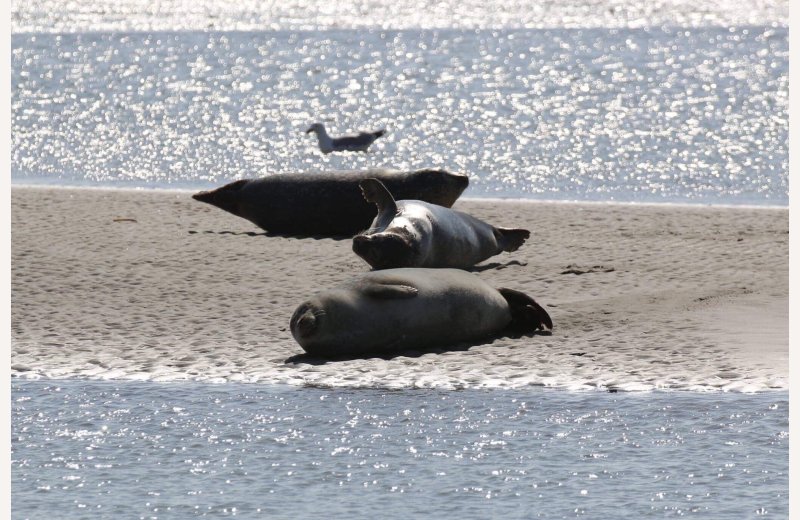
[290,268,552,358]
[352,178,530,269]
[191,169,469,238]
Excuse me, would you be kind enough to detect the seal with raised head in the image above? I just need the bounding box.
[191,169,469,237]
[352,178,530,269]
[290,268,552,358]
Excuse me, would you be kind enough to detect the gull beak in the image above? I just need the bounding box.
[305,126,314,134]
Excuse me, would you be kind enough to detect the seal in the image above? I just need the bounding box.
[191,169,469,237]
[352,178,530,269]
[290,268,552,357]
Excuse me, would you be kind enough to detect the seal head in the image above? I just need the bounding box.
[352,229,418,270]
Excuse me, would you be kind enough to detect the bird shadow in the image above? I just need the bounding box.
[284,329,551,365]
[471,260,528,272]
[187,229,353,241]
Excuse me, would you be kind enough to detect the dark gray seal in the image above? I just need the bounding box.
[191,169,469,237]
[352,178,530,269]
[290,268,552,358]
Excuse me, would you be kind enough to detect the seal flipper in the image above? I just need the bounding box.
[360,178,398,230]
[493,227,531,253]
[497,288,553,332]
[361,280,419,299]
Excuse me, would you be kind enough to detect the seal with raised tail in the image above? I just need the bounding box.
[352,178,530,269]
[290,268,552,358]
[192,169,469,237]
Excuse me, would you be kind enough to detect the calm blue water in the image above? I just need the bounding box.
[11,25,788,204]
[12,380,788,519]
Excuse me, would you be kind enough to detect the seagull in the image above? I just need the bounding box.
[305,123,386,153]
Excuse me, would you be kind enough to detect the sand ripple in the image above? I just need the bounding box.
[11,188,788,392]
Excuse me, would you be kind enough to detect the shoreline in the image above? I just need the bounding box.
[9,182,790,210]
[11,185,789,392]
[9,376,792,394]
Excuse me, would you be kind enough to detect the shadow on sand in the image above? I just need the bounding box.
[189,232,533,265]
[284,329,552,365]
[188,229,353,241]
[471,259,528,272]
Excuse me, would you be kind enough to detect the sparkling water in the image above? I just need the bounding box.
[11,26,788,203]
[12,380,789,519]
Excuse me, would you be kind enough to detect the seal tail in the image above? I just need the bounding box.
[498,288,553,333]
[372,129,386,139]
[494,227,530,252]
